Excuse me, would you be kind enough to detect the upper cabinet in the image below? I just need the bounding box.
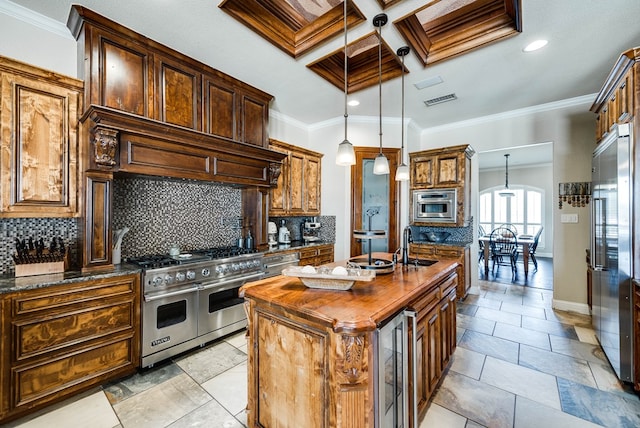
[269,140,322,216]
[0,56,83,217]
[67,5,272,148]
[591,47,638,143]
[410,145,474,227]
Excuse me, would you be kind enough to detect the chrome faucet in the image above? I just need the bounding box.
[402,226,413,265]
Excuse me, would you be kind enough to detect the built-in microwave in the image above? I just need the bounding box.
[412,189,457,224]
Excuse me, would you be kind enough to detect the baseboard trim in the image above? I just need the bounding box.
[552,299,590,315]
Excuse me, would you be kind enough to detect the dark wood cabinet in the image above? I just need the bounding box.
[0,56,83,218]
[297,244,334,266]
[269,140,323,216]
[0,273,140,424]
[68,5,273,147]
[410,145,474,227]
[410,243,471,299]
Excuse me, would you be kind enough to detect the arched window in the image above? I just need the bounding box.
[479,186,544,244]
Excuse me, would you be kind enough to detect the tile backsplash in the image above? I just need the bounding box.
[113,176,243,258]
[0,218,79,275]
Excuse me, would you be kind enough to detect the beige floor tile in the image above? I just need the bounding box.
[475,306,522,327]
[480,356,561,410]
[549,335,608,364]
[420,403,467,428]
[224,330,248,349]
[449,346,486,380]
[113,373,212,428]
[201,361,248,416]
[7,390,119,428]
[175,340,247,384]
[514,396,603,428]
[519,344,597,388]
[493,322,550,350]
[432,371,515,428]
[500,301,546,319]
[165,399,243,428]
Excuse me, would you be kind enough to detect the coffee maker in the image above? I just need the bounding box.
[267,222,278,246]
[278,220,291,244]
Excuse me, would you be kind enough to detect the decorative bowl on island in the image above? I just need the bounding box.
[282,265,376,291]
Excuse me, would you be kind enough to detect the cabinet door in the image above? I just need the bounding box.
[411,156,435,188]
[90,30,152,116]
[288,151,305,214]
[304,155,321,214]
[205,78,236,140]
[440,288,457,368]
[156,55,201,130]
[269,148,289,215]
[254,311,327,427]
[417,306,441,416]
[241,94,269,147]
[0,72,81,217]
[434,152,461,186]
[616,72,634,123]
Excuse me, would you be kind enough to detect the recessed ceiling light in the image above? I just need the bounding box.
[414,75,443,90]
[523,40,548,52]
[348,100,360,107]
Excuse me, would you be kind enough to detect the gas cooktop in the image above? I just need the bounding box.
[127,246,261,269]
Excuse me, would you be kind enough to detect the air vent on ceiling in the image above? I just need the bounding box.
[414,75,443,90]
[424,93,457,106]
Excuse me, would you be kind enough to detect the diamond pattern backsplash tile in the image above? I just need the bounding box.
[113,176,242,258]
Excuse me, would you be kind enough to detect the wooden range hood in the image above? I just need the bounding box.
[83,105,284,187]
[68,6,286,270]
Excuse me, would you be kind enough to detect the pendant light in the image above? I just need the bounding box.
[395,46,410,181]
[336,0,355,166]
[372,13,390,175]
[499,154,515,197]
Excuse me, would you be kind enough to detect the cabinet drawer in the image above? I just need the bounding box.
[13,300,134,361]
[11,275,137,316]
[435,248,462,259]
[12,334,136,409]
[299,248,318,259]
[412,287,440,316]
[439,274,458,299]
[317,245,333,256]
[410,244,436,258]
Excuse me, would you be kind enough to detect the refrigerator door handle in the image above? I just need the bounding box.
[591,197,604,269]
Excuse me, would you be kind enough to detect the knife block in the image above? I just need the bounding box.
[14,254,68,277]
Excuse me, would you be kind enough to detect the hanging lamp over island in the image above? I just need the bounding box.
[499,153,515,197]
[336,0,355,166]
[372,13,390,175]
[395,45,410,181]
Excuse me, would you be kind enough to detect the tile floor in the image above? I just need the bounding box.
[6,275,640,427]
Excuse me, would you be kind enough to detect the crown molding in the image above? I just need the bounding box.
[0,0,73,39]
[422,94,596,135]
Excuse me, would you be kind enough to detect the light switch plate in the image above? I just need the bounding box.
[561,213,578,223]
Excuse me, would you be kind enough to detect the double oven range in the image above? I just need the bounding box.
[128,246,264,368]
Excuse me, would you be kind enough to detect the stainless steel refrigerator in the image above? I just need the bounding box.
[591,122,633,383]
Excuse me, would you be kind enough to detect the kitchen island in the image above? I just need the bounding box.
[240,254,459,427]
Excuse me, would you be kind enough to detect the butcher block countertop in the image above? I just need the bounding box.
[240,253,458,334]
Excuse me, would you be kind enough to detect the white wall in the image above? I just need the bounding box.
[420,103,595,313]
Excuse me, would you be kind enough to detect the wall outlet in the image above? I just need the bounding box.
[561,213,578,223]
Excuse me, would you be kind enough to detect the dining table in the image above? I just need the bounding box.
[479,234,536,277]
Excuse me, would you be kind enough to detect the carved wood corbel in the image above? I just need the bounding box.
[269,162,281,186]
[91,126,118,167]
[341,334,365,383]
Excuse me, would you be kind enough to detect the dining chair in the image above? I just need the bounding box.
[518,226,543,271]
[478,225,486,262]
[489,226,519,277]
[498,223,518,236]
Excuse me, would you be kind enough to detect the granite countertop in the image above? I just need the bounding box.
[412,240,472,248]
[0,264,141,295]
[261,240,334,254]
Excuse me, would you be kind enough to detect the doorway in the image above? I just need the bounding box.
[350,147,400,257]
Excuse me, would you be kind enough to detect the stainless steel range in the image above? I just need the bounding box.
[128,246,264,368]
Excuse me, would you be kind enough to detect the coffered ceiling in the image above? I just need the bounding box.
[5,0,640,131]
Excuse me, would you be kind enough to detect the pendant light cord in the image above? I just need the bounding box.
[343,0,348,142]
[400,50,405,162]
[505,154,510,188]
[378,17,383,155]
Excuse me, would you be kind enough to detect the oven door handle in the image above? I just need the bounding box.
[265,259,300,268]
[198,272,265,292]
[144,286,198,302]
